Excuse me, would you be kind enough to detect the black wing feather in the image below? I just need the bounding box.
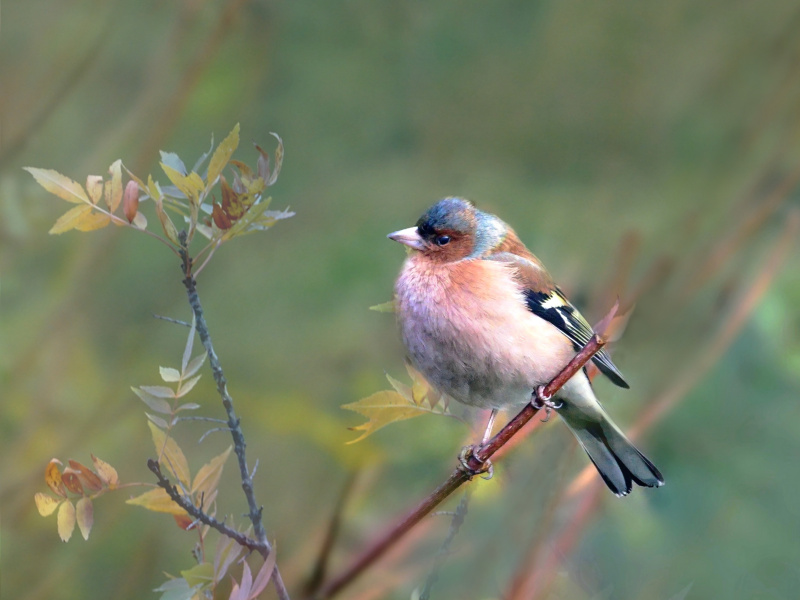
[523,288,629,389]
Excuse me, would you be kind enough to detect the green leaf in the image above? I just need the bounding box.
[24,167,90,204]
[133,386,172,414]
[342,390,433,444]
[154,577,201,600]
[176,374,201,398]
[181,562,214,588]
[183,352,206,379]
[159,366,181,383]
[139,385,176,399]
[369,300,396,313]
[266,132,284,186]
[207,123,240,185]
[181,317,197,374]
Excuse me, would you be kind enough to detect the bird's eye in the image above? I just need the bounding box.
[435,235,451,246]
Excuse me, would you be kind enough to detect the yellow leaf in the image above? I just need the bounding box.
[49,205,91,234]
[161,162,204,204]
[34,492,62,516]
[106,159,123,211]
[85,175,103,204]
[75,497,93,540]
[342,390,432,444]
[148,422,191,489]
[57,499,76,542]
[74,210,111,232]
[192,445,232,498]
[45,458,66,497]
[24,167,90,203]
[126,487,188,516]
[155,201,181,245]
[91,454,119,488]
[207,123,240,185]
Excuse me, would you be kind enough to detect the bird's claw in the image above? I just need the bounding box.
[531,386,563,422]
[458,445,493,480]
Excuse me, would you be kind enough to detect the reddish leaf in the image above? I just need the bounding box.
[61,468,84,495]
[173,513,195,530]
[123,180,139,223]
[68,460,104,492]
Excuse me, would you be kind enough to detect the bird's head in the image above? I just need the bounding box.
[388,197,507,262]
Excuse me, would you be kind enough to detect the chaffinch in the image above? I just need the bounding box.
[388,197,663,496]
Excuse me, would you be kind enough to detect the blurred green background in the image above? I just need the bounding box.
[3,1,800,599]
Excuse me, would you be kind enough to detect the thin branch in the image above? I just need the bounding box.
[148,458,265,553]
[419,489,472,600]
[177,232,291,600]
[153,314,192,327]
[316,335,607,599]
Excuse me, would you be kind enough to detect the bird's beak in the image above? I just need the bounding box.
[387,227,427,251]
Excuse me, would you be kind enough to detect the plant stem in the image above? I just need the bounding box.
[178,234,291,600]
[316,335,606,599]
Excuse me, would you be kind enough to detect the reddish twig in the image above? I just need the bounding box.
[316,335,607,599]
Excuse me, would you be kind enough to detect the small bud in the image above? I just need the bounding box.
[123,180,140,223]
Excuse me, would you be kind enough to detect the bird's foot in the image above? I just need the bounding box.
[457,445,493,480]
[531,386,563,422]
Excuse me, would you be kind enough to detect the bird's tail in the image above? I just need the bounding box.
[559,407,664,497]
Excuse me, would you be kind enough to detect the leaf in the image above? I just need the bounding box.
[175,402,201,412]
[132,211,148,230]
[342,390,432,444]
[192,445,232,498]
[35,492,62,516]
[181,317,197,373]
[154,577,201,600]
[385,372,412,402]
[126,487,188,516]
[406,363,431,405]
[155,200,181,245]
[75,497,93,540]
[148,422,191,489]
[184,352,206,379]
[61,468,84,494]
[57,499,76,541]
[24,167,90,204]
[251,551,277,600]
[91,454,119,488]
[45,458,66,497]
[161,163,205,204]
[369,300,396,313]
[68,459,104,492]
[231,561,253,600]
[85,175,104,204]
[176,374,201,398]
[74,210,111,232]
[146,412,170,429]
[140,385,177,399]
[159,366,181,383]
[132,387,173,414]
[181,562,214,588]
[49,205,91,234]
[105,159,123,211]
[266,132,284,186]
[214,533,244,580]
[207,123,240,185]
[160,151,188,176]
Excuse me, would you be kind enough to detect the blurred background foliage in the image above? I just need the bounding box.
[3,1,800,598]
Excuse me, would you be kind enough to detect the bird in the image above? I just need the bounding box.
[388,197,663,496]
